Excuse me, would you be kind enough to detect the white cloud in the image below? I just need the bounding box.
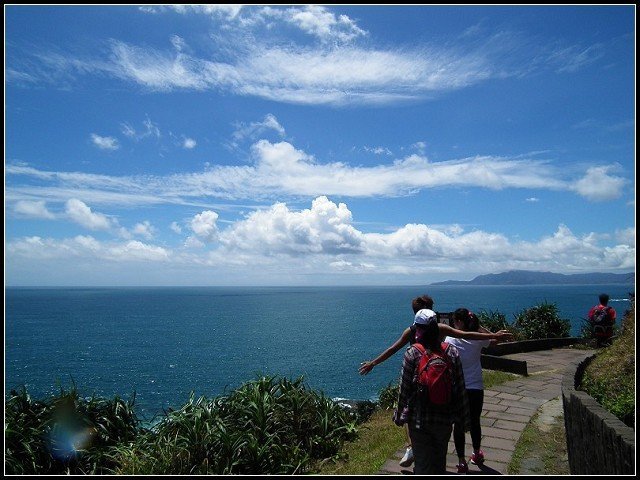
[7,235,169,263]
[231,114,286,147]
[364,146,392,156]
[170,221,182,234]
[190,210,220,242]
[183,137,197,149]
[8,197,635,279]
[13,200,55,219]
[108,240,169,261]
[8,7,611,108]
[132,220,156,239]
[91,133,119,150]
[6,140,629,204]
[184,235,206,249]
[120,116,161,140]
[219,196,363,255]
[65,199,113,231]
[572,166,627,201]
[615,227,635,247]
[260,5,367,44]
[142,5,243,20]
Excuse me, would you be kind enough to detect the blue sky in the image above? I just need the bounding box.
[5,5,636,286]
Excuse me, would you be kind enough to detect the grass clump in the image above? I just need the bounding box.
[579,294,635,428]
[5,385,139,475]
[5,375,361,475]
[508,409,569,475]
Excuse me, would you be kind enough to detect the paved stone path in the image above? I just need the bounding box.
[378,347,595,475]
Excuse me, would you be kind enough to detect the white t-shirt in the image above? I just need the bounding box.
[444,336,491,390]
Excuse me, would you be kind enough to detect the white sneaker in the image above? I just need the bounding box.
[399,447,414,467]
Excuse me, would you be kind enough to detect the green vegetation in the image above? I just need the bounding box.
[477,301,571,340]
[5,385,140,475]
[317,368,522,474]
[507,409,569,475]
[580,295,635,428]
[315,408,407,475]
[5,375,361,475]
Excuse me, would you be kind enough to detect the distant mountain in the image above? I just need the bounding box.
[431,270,635,286]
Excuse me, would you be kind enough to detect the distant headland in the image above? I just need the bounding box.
[430,270,635,286]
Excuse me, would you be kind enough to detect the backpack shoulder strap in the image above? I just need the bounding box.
[413,343,426,355]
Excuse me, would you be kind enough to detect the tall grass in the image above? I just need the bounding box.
[5,376,360,475]
[5,385,139,474]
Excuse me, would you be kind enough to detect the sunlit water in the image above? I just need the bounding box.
[5,284,632,420]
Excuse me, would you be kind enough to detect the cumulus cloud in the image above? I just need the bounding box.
[13,200,55,219]
[572,166,627,201]
[7,196,635,277]
[219,196,363,255]
[131,220,156,239]
[91,133,119,150]
[190,210,220,242]
[615,227,635,247]
[65,199,113,231]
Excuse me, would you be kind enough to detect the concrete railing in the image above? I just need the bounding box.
[480,337,588,376]
[561,354,635,475]
[484,336,588,356]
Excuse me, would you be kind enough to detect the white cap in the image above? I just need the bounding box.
[414,308,437,326]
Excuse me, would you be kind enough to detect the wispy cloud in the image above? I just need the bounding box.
[8,6,609,107]
[6,139,628,205]
[91,133,119,150]
[231,114,286,148]
[121,116,161,140]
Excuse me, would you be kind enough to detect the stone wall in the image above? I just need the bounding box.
[561,354,635,475]
[485,337,588,356]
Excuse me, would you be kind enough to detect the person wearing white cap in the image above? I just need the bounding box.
[359,295,513,468]
[395,307,468,474]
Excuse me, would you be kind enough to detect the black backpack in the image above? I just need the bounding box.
[589,306,613,336]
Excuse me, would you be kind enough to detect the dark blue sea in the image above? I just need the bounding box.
[5,284,633,420]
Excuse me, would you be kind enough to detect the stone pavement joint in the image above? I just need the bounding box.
[377,347,595,475]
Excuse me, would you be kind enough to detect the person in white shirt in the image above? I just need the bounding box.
[444,308,501,473]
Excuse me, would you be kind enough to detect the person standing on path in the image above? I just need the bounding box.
[445,308,500,474]
[588,293,617,347]
[358,295,513,468]
[395,308,469,475]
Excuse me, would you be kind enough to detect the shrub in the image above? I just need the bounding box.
[476,309,522,339]
[377,382,399,410]
[4,385,140,475]
[512,302,570,340]
[113,375,358,475]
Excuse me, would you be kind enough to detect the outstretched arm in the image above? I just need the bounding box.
[439,323,513,343]
[359,327,413,375]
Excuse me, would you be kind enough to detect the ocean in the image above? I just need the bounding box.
[5,284,633,420]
